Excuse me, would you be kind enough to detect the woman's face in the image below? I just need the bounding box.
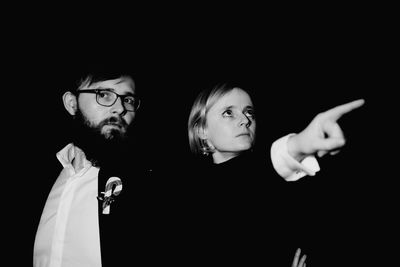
[204,88,256,164]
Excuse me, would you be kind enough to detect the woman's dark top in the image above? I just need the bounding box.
[99,151,301,266]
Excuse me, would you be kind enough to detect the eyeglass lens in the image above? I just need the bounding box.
[97,90,139,111]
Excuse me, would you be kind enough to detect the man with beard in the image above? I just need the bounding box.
[33,65,146,267]
[33,63,361,267]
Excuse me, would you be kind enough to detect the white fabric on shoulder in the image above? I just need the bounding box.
[34,143,101,267]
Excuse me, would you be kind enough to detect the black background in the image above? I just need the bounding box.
[5,11,394,266]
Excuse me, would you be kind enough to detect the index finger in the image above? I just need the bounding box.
[292,248,301,267]
[323,99,365,121]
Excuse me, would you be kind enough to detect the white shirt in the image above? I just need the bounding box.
[33,135,319,267]
[271,133,320,181]
[33,144,101,267]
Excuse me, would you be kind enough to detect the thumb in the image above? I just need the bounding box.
[317,148,341,158]
[315,137,346,152]
[329,150,341,156]
[317,150,329,158]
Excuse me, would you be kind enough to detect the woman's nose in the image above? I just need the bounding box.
[238,114,251,127]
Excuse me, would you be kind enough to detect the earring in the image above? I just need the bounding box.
[201,139,210,156]
[202,150,209,156]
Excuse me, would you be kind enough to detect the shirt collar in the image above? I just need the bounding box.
[56,143,92,174]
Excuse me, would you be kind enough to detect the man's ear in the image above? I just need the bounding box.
[62,91,78,116]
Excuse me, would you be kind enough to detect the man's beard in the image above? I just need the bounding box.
[71,109,130,167]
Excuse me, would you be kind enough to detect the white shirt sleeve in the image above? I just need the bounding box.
[270,133,320,182]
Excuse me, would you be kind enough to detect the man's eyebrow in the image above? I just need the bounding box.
[95,87,136,96]
[93,86,113,90]
[124,92,136,97]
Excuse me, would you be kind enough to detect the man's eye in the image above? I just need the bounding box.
[98,91,112,98]
[124,97,135,104]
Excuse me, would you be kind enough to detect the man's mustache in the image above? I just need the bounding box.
[100,116,128,128]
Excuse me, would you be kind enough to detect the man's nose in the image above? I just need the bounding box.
[110,96,126,115]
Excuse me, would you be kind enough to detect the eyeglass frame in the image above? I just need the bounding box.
[76,89,141,112]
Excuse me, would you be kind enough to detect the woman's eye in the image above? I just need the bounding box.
[222,110,233,117]
[245,109,255,117]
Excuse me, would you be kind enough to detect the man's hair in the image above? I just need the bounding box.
[60,63,136,93]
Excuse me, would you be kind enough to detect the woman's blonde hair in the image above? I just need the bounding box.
[188,84,246,155]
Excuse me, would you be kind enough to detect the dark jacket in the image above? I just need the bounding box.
[98,151,301,266]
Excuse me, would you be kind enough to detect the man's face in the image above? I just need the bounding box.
[76,76,137,140]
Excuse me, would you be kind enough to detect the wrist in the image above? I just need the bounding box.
[287,134,307,162]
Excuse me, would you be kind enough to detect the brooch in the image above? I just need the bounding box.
[97,176,123,215]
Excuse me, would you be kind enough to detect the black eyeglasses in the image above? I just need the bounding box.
[77,89,141,112]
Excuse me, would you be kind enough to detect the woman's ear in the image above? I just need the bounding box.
[62,91,78,116]
[196,125,208,140]
[197,125,215,152]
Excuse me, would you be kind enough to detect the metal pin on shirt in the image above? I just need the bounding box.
[97,176,123,214]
